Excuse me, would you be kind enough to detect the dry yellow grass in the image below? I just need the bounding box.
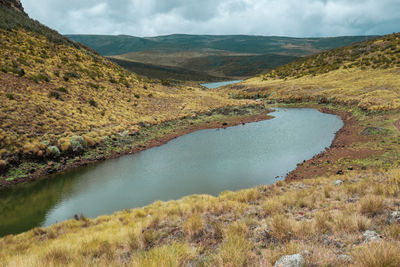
[1,168,399,266]
[0,28,243,158]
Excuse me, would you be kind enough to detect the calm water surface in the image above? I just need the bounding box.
[0,108,343,236]
[201,80,243,89]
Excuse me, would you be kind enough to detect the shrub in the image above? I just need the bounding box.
[183,214,204,239]
[353,241,400,267]
[31,73,50,83]
[56,87,68,93]
[89,99,97,107]
[359,195,386,217]
[215,222,252,266]
[5,93,14,100]
[48,91,61,99]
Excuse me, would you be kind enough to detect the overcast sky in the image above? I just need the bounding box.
[23,0,400,37]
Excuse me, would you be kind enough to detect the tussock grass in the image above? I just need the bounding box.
[353,241,400,267]
[359,195,386,217]
[1,169,400,266]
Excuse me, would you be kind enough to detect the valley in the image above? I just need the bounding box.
[1,1,400,266]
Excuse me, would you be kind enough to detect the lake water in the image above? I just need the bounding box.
[0,108,343,236]
[201,80,243,89]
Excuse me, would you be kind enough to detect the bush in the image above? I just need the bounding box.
[31,73,50,83]
[183,214,204,239]
[56,87,68,93]
[359,195,386,217]
[5,93,14,100]
[353,241,400,267]
[48,91,61,99]
[89,99,97,107]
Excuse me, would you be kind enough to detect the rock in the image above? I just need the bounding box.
[363,230,381,242]
[389,211,400,224]
[274,254,304,267]
[338,254,352,263]
[0,0,25,13]
[334,180,344,186]
[70,135,84,153]
[118,130,129,137]
[47,146,61,158]
[0,159,8,173]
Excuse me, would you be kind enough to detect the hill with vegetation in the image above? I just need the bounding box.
[1,1,400,266]
[68,34,375,81]
[0,3,251,184]
[232,33,400,111]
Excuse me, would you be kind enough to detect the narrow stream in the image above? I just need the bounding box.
[0,108,343,236]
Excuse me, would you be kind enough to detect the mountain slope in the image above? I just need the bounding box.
[2,6,400,266]
[0,3,240,178]
[229,33,400,111]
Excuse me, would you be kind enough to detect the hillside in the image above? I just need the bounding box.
[231,33,400,111]
[2,27,400,266]
[68,34,375,81]
[0,4,249,184]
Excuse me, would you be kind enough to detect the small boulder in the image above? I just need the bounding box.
[363,230,381,242]
[334,180,344,186]
[118,130,129,137]
[389,211,400,224]
[274,254,304,267]
[338,254,352,264]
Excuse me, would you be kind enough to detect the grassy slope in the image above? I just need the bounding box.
[1,32,400,265]
[0,7,244,181]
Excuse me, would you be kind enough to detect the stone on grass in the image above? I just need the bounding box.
[363,230,381,242]
[274,254,304,267]
[334,180,344,186]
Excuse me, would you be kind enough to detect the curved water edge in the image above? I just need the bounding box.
[0,108,343,236]
[201,80,243,89]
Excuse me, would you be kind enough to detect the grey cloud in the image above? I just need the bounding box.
[22,0,400,37]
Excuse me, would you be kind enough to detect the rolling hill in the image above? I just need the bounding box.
[3,31,399,266]
[0,2,246,182]
[2,1,400,266]
[68,34,376,81]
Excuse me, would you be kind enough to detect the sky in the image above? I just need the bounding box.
[23,0,400,37]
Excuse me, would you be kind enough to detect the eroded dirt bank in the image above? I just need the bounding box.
[286,107,382,181]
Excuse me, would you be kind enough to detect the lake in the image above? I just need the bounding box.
[0,108,343,236]
[201,80,243,89]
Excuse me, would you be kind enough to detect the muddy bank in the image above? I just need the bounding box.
[0,105,272,188]
[286,107,381,181]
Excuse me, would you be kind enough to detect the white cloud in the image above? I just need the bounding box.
[22,0,400,37]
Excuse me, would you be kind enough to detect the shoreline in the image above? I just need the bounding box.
[0,106,273,189]
[286,106,380,181]
[1,104,371,189]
